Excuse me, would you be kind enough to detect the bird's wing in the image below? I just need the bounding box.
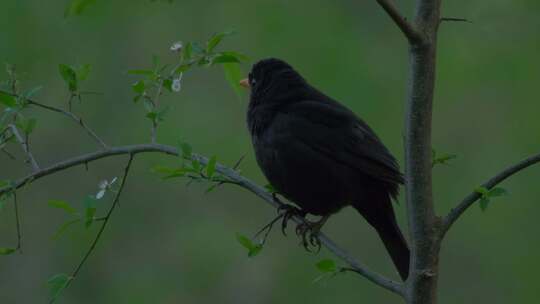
[274,99,404,185]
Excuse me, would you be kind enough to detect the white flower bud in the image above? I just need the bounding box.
[170,41,183,53]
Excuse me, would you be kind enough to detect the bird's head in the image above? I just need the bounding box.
[240,58,307,104]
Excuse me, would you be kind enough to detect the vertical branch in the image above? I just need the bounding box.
[404,1,442,303]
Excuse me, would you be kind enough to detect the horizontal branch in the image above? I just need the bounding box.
[375,0,424,44]
[0,143,404,295]
[441,152,540,237]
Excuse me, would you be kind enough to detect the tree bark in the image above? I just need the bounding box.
[404,1,442,303]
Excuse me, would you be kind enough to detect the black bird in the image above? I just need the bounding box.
[241,58,409,281]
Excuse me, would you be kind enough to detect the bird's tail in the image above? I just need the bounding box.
[352,194,410,281]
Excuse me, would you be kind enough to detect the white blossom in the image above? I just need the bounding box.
[172,77,182,92]
[170,41,183,53]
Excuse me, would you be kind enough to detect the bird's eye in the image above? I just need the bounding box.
[250,78,257,86]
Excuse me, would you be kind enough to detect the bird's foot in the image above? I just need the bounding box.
[295,215,330,252]
[276,201,307,236]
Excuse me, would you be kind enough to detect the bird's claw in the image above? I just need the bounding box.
[295,220,322,252]
[277,203,305,236]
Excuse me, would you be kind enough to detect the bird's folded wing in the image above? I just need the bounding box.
[277,100,404,185]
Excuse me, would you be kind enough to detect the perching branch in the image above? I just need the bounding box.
[375,0,424,44]
[57,154,135,303]
[9,124,40,172]
[440,152,540,237]
[0,143,404,295]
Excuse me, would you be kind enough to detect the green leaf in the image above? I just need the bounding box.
[480,197,490,212]
[182,42,193,61]
[432,150,457,167]
[132,80,145,94]
[58,64,78,92]
[489,187,509,197]
[52,218,81,240]
[65,0,96,17]
[316,259,337,273]
[206,156,217,178]
[84,196,97,228]
[264,184,277,194]
[219,51,249,62]
[206,31,235,52]
[173,64,191,75]
[179,141,192,159]
[163,78,173,92]
[48,200,77,215]
[211,54,241,64]
[0,247,16,255]
[152,54,160,70]
[222,63,243,97]
[76,64,92,81]
[47,273,71,301]
[0,92,17,107]
[235,233,262,257]
[475,187,489,196]
[236,233,253,249]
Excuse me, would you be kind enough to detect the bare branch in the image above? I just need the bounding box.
[9,124,40,172]
[0,144,404,295]
[58,154,135,302]
[25,99,108,149]
[375,0,424,43]
[440,17,472,24]
[13,191,22,252]
[440,152,540,237]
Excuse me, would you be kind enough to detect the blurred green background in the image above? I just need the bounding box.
[1,0,539,303]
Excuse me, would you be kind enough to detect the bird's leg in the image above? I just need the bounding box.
[295,215,330,252]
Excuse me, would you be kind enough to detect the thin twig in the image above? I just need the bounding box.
[9,124,40,172]
[58,154,135,302]
[0,90,107,149]
[440,17,472,23]
[0,143,403,295]
[375,0,424,44]
[150,81,164,144]
[441,152,540,237]
[24,98,107,149]
[13,191,22,252]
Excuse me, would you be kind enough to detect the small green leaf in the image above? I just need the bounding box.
[173,64,191,75]
[47,273,71,301]
[48,200,77,215]
[211,54,241,64]
[132,80,145,94]
[236,233,253,249]
[152,54,160,70]
[222,63,243,96]
[475,187,489,196]
[58,64,78,92]
[235,233,262,257]
[163,78,173,92]
[0,247,16,255]
[52,218,81,240]
[206,31,235,52]
[316,259,337,273]
[489,187,508,197]
[84,196,97,228]
[264,184,277,194]
[0,92,17,107]
[179,141,192,159]
[182,42,193,61]
[480,197,490,211]
[76,64,92,81]
[206,156,217,178]
[248,244,263,257]
[65,0,96,17]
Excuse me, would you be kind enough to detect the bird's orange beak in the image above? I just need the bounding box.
[239,78,250,89]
